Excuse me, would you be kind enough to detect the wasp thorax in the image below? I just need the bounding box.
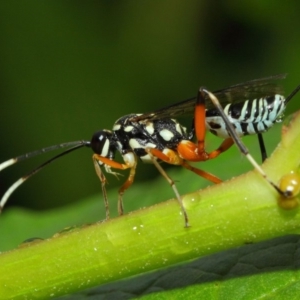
[91,130,113,157]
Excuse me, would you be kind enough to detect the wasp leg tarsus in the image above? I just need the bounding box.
[93,152,137,218]
[145,148,189,227]
[93,158,110,219]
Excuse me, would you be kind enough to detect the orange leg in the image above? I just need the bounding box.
[93,155,131,170]
[149,148,222,184]
[194,91,207,157]
[207,138,234,159]
[179,89,235,162]
[93,153,137,217]
[117,159,137,216]
[181,161,222,184]
[146,147,226,227]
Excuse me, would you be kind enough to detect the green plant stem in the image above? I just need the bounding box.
[1,112,300,299]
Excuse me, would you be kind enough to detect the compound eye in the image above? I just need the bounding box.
[90,130,112,157]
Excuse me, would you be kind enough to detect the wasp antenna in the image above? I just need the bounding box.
[0,141,91,212]
[285,84,300,104]
[0,141,90,172]
[272,73,287,80]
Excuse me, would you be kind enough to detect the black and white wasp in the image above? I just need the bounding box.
[1,74,299,227]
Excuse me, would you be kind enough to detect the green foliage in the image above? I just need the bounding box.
[1,112,300,299]
[1,1,300,299]
[0,1,300,210]
[62,235,300,300]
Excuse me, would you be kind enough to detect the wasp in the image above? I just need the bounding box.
[1,74,299,227]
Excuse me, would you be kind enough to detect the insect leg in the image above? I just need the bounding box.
[193,88,236,160]
[93,158,110,219]
[117,159,137,216]
[93,153,137,217]
[205,138,234,159]
[145,148,189,227]
[180,161,222,184]
[176,137,234,161]
[200,88,286,196]
[149,148,222,184]
[257,133,268,162]
[194,90,207,157]
[277,171,300,209]
[147,151,189,227]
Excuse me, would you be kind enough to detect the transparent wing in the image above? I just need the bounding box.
[131,74,286,122]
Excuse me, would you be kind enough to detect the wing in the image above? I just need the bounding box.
[131,74,286,122]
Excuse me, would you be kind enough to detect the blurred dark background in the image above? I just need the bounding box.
[0,1,300,212]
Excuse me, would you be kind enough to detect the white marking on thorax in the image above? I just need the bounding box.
[175,123,183,135]
[124,125,134,132]
[129,138,141,150]
[159,129,174,141]
[145,142,156,148]
[113,124,121,131]
[145,122,154,135]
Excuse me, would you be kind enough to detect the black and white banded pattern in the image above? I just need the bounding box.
[206,94,286,138]
[0,75,299,228]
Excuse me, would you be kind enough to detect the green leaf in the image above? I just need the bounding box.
[0,111,300,299]
[57,235,300,300]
